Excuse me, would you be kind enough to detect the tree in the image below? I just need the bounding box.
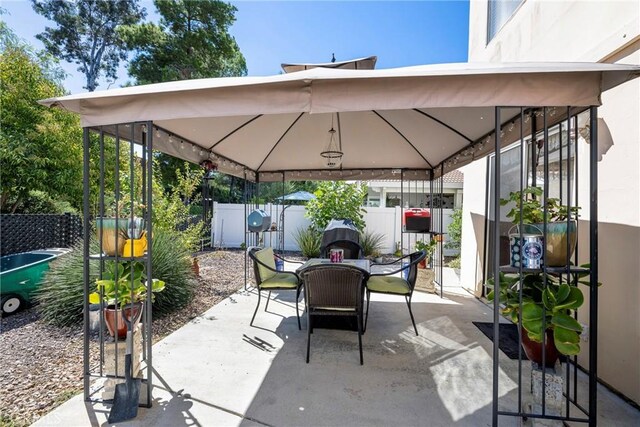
[120,0,247,191]
[0,37,83,212]
[304,182,368,232]
[119,0,247,84]
[32,0,145,92]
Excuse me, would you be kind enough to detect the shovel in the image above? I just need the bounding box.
[108,307,141,423]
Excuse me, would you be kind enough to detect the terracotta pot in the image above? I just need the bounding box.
[418,259,427,269]
[104,302,144,339]
[192,258,200,277]
[521,326,559,368]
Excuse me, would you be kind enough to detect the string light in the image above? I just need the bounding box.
[192,144,196,152]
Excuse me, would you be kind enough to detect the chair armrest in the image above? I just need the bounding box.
[274,253,304,265]
[249,251,300,279]
[370,253,414,266]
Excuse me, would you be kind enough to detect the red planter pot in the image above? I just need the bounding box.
[104,302,144,339]
[521,326,559,368]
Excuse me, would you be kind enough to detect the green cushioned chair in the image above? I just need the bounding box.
[249,247,303,329]
[365,250,426,336]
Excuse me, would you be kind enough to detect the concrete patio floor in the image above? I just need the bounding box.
[35,268,639,427]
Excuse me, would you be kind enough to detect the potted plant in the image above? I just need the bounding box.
[415,239,437,269]
[371,250,383,264]
[501,187,580,267]
[393,242,402,258]
[487,271,587,367]
[89,261,165,338]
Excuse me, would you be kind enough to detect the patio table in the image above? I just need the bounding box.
[297,258,370,273]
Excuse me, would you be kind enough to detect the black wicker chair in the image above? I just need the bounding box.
[320,239,365,260]
[299,264,368,365]
[248,247,303,329]
[365,250,427,336]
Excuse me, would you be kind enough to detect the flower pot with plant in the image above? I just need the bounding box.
[415,239,437,269]
[501,187,580,267]
[89,261,165,338]
[487,271,588,367]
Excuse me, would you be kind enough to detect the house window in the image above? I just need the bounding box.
[483,122,576,292]
[487,0,524,43]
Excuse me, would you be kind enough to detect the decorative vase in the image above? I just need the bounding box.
[95,218,128,256]
[532,220,577,267]
[520,326,559,368]
[104,302,144,339]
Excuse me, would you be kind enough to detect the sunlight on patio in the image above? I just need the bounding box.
[431,345,516,422]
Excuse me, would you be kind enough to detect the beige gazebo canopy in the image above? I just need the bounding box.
[40,62,640,181]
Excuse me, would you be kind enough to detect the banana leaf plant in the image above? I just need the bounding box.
[486,271,588,356]
[89,261,165,308]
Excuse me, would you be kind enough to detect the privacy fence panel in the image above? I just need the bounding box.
[0,213,82,256]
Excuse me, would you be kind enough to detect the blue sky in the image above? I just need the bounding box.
[2,0,469,94]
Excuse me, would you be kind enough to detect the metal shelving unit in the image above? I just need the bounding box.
[82,122,154,409]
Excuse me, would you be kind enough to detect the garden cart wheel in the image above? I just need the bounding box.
[1,295,23,315]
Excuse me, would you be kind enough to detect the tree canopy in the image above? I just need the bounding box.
[32,0,145,91]
[305,182,368,232]
[0,30,82,212]
[120,0,247,84]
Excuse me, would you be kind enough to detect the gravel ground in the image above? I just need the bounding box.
[0,250,246,427]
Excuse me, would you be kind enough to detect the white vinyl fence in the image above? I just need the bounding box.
[211,203,458,256]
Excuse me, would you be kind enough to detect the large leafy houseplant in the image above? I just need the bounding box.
[487,271,585,360]
[415,239,437,268]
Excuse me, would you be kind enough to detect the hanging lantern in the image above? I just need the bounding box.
[320,115,343,168]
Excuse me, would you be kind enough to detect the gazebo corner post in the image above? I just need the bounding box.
[439,163,444,299]
[588,106,598,427]
[82,127,91,401]
[400,169,404,255]
[145,120,154,407]
[491,106,501,427]
[244,170,248,290]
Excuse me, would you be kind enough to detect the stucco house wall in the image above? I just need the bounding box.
[462,0,640,404]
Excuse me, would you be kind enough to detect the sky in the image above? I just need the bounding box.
[1,0,470,94]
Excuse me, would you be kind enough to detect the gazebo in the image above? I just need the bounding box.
[40,61,640,426]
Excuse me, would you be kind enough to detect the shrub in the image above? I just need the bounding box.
[446,208,462,250]
[149,229,196,317]
[293,226,322,258]
[304,181,368,231]
[447,256,461,269]
[36,239,101,326]
[360,230,385,257]
[36,229,196,326]
[11,190,78,214]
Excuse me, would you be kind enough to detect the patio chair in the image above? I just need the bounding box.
[299,264,368,365]
[364,250,427,336]
[248,247,303,329]
[321,239,364,260]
